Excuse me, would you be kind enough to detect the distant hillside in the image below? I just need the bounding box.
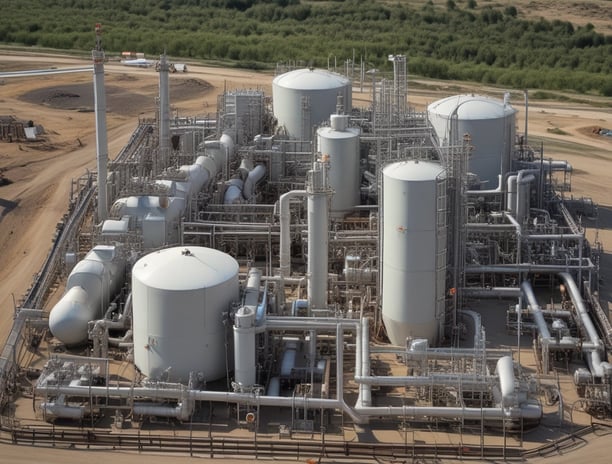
[0,0,610,95]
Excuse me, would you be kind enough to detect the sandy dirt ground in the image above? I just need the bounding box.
[1,52,611,463]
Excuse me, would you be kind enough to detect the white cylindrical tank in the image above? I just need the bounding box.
[272,68,352,142]
[427,94,516,187]
[317,114,360,216]
[132,246,239,382]
[381,160,446,346]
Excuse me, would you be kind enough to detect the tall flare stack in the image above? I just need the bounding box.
[92,23,108,222]
[158,53,170,173]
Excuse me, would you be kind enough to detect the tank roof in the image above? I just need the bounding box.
[273,68,350,90]
[317,126,359,139]
[427,94,516,120]
[132,246,238,290]
[383,160,445,181]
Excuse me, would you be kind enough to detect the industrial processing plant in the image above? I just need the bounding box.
[0,29,611,461]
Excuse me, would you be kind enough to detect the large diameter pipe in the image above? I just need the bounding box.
[462,287,521,298]
[516,172,535,224]
[496,356,516,408]
[41,402,86,420]
[178,161,208,198]
[243,268,262,308]
[465,260,595,274]
[459,309,484,351]
[224,178,244,204]
[133,402,191,421]
[558,272,599,346]
[36,374,363,423]
[356,403,542,421]
[243,164,267,200]
[354,373,491,388]
[558,272,612,378]
[521,281,551,340]
[506,170,537,221]
[279,190,307,278]
[467,174,503,195]
[518,160,572,172]
[37,380,539,422]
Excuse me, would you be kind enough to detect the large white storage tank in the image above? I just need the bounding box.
[273,68,352,142]
[317,114,360,216]
[381,160,446,346]
[427,94,516,188]
[132,246,239,382]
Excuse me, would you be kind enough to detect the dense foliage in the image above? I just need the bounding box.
[1,0,611,95]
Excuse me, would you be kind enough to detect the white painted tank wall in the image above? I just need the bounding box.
[381,160,446,346]
[272,68,352,142]
[427,94,516,187]
[132,246,239,382]
[317,115,360,216]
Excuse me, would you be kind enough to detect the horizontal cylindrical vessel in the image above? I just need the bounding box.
[49,245,125,345]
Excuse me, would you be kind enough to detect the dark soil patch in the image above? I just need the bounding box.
[18,77,213,116]
[19,83,153,116]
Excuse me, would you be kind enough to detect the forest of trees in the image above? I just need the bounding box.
[1,0,611,95]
